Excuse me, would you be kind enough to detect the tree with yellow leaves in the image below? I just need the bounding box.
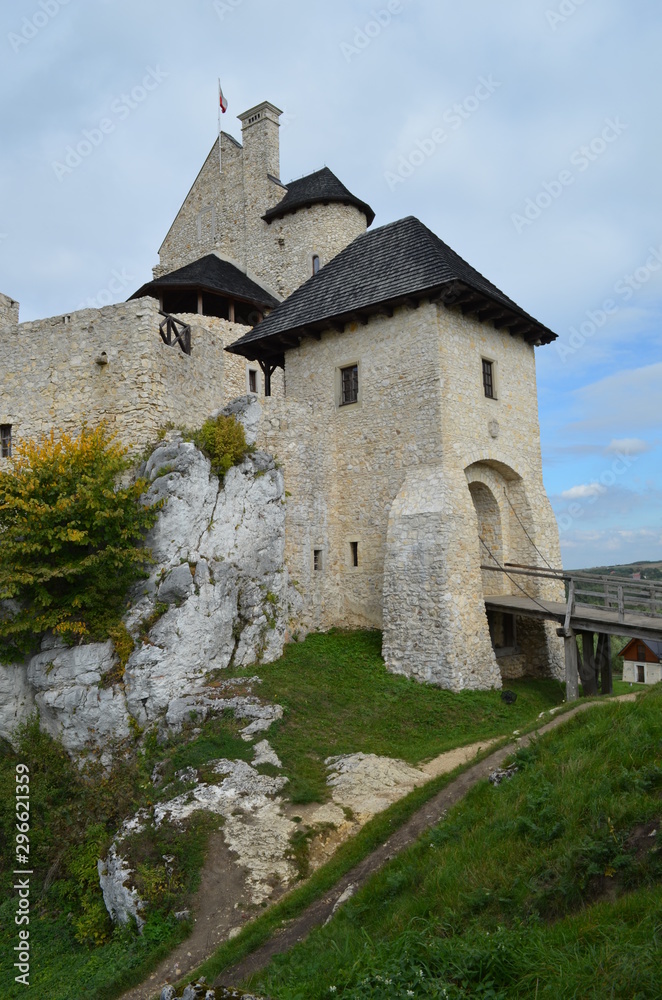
[0,425,159,662]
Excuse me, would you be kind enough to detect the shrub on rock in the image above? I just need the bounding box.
[0,424,159,661]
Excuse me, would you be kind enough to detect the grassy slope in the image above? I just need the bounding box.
[0,630,568,1000]
[228,630,566,802]
[252,686,662,1000]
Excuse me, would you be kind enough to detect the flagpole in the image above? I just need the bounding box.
[218,76,223,174]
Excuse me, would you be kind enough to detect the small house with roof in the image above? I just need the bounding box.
[0,98,566,690]
[619,638,662,685]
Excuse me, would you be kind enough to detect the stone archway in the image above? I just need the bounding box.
[468,480,504,596]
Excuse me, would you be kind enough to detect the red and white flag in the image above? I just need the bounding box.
[219,80,228,114]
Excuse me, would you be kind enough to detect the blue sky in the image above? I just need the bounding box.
[1,0,660,569]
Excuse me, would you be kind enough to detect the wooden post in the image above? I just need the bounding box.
[197,292,203,315]
[597,633,613,695]
[564,629,579,702]
[578,630,598,696]
[228,300,235,323]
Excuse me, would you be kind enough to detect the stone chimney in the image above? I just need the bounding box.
[238,101,282,182]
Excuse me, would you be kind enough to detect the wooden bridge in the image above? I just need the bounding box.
[481,563,662,702]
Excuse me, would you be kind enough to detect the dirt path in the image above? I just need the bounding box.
[214,695,635,990]
[124,695,635,998]
[119,833,264,1000]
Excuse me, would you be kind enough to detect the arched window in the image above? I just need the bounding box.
[312,254,320,275]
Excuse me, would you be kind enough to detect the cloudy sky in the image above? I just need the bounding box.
[1,0,660,569]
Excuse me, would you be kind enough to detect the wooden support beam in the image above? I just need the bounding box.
[578,630,598,696]
[597,633,613,695]
[197,292,203,315]
[564,629,579,702]
[228,300,235,323]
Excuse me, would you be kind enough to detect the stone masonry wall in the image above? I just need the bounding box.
[257,299,564,688]
[155,117,367,300]
[0,291,19,329]
[0,296,278,457]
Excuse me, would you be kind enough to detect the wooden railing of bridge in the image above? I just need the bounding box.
[480,562,662,701]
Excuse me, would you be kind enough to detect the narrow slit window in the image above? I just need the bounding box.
[313,549,323,571]
[0,424,11,458]
[248,369,257,393]
[350,541,359,567]
[341,364,358,406]
[312,254,320,275]
[482,359,495,399]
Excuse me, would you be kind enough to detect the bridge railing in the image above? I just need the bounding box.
[480,562,662,623]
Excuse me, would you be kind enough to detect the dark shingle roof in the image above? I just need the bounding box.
[227,216,556,360]
[262,167,375,226]
[130,254,279,309]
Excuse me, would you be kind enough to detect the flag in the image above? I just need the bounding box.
[219,80,228,114]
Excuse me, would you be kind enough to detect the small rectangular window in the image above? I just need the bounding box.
[0,424,11,458]
[248,369,257,393]
[482,359,495,399]
[636,642,646,661]
[350,541,359,567]
[313,549,322,571]
[341,364,358,406]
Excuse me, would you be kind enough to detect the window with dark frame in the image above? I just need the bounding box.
[340,364,358,405]
[0,424,11,458]
[636,641,646,662]
[312,254,320,275]
[482,359,495,399]
[313,549,322,571]
[350,541,358,567]
[248,369,257,393]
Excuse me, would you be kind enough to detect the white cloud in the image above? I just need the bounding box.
[605,437,651,456]
[560,483,605,500]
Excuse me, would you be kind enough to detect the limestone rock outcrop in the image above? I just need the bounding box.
[0,399,293,758]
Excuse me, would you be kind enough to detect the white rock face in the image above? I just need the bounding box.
[27,640,130,757]
[325,752,428,820]
[97,846,146,930]
[0,660,35,745]
[0,400,292,756]
[102,757,296,920]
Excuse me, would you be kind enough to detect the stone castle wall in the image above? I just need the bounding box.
[0,296,278,457]
[155,121,367,300]
[0,291,19,330]
[257,299,564,688]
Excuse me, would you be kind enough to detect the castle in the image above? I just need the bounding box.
[0,100,564,690]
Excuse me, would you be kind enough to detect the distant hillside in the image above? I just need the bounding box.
[578,560,662,581]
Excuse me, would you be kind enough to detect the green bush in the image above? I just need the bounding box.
[193,413,251,479]
[0,424,160,661]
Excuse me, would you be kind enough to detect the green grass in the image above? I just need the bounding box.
[0,630,577,999]
[228,629,566,802]
[250,685,662,999]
